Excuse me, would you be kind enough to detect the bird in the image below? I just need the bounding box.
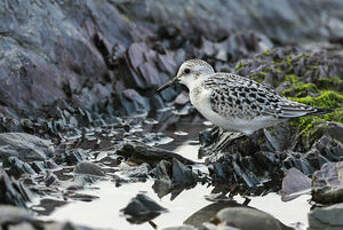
[156,59,332,136]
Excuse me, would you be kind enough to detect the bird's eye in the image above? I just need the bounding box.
[184,68,191,74]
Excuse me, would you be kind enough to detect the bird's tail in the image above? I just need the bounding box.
[306,108,334,116]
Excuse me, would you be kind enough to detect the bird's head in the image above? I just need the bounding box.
[156,59,215,93]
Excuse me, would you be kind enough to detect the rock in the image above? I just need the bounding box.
[54,149,90,166]
[214,207,282,230]
[74,162,105,177]
[116,141,196,166]
[0,133,54,161]
[312,162,343,204]
[280,168,311,201]
[120,193,168,224]
[0,205,36,226]
[3,157,36,177]
[162,226,197,230]
[120,89,150,115]
[120,163,151,183]
[150,159,205,199]
[184,200,242,228]
[0,170,32,207]
[308,203,343,230]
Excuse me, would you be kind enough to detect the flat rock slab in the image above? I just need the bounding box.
[0,133,54,161]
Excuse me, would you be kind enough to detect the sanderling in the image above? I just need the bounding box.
[156,59,332,135]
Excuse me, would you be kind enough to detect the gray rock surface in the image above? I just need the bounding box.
[215,207,282,230]
[74,162,105,177]
[312,162,343,204]
[280,168,311,201]
[1,0,343,117]
[0,133,54,161]
[308,203,343,230]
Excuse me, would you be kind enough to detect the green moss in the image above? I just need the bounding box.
[262,49,271,55]
[317,77,343,92]
[282,74,319,97]
[250,71,267,83]
[285,74,299,84]
[291,90,343,108]
[235,62,245,71]
[283,83,318,97]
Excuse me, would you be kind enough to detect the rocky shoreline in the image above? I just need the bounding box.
[1,1,343,230]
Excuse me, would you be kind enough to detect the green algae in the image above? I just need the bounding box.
[317,77,343,92]
[289,91,343,150]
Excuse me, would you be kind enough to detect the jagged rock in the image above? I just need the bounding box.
[74,162,105,177]
[3,157,36,177]
[0,133,54,161]
[116,141,196,166]
[150,159,205,199]
[312,162,343,204]
[121,193,168,224]
[280,168,311,201]
[0,170,32,207]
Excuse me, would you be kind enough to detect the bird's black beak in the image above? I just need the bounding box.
[155,77,179,94]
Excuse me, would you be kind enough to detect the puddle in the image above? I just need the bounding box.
[37,119,311,229]
[39,180,310,230]
[40,180,213,229]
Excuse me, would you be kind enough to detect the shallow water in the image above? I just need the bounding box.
[37,119,310,229]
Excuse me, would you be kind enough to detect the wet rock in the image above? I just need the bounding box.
[116,141,196,166]
[280,168,311,201]
[121,193,168,224]
[120,89,150,115]
[74,162,105,177]
[55,149,90,166]
[0,170,32,207]
[120,163,151,183]
[184,200,242,228]
[0,133,54,161]
[214,207,283,230]
[150,159,205,199]
[308,203,343,230]
[3,157,36,177]
[312,162,343,204]
[0,205,38,227]
[162,226,197,230]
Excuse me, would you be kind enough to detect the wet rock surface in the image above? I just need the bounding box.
[213,207,283,230]
[308,203,343,230]
[121,193,168,224]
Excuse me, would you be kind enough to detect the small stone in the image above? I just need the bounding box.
[74,162,105,177]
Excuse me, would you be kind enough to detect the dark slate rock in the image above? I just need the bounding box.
[116,141,196,166]
[0,133,54,161]
[280,168,311,201]
[74,162,105,177]
[3,157,36,177]
[120,89,150,115]
[0,170,32,207]
[308,203,343,230]
[312,162,343,205]
[121,193,168,224]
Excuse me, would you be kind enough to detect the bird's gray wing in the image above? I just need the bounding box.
[204,73,269,119]
[204,73,329,119]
